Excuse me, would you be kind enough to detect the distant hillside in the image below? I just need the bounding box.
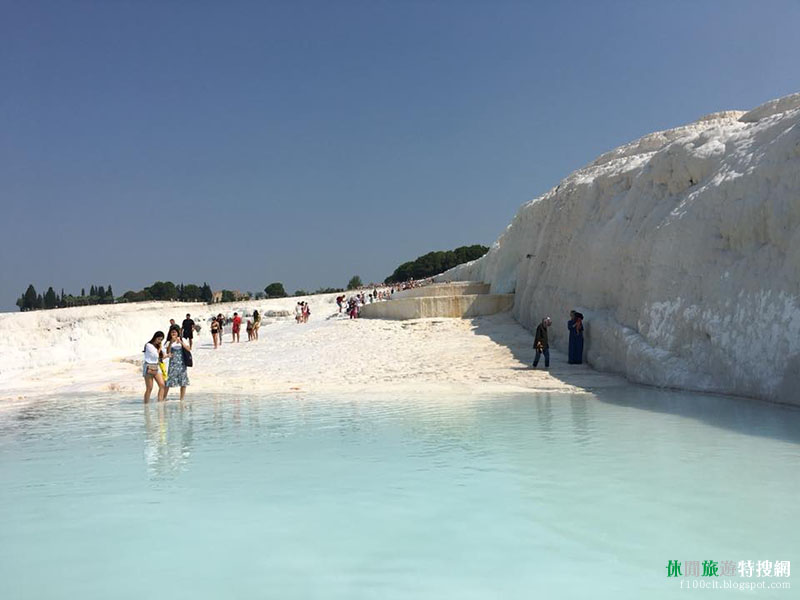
[384,245,489,284]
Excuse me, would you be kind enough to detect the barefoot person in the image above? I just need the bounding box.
[232,312,241,342]
[217,313,225,345]
[210,316,220,349]
[163,327,191,401]
[252,310,261,341]
[143,331,166,403]
[295,302,303,324]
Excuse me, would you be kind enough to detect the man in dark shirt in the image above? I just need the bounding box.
[182,313,195,349]
[533,317,552,369]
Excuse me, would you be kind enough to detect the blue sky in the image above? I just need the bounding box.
[1,0,798,310]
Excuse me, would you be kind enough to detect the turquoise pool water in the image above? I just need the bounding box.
[1,388,798,599]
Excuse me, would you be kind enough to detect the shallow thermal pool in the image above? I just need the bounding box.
[1,388,798,599]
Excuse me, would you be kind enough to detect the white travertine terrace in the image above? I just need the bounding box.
[438,93,800,404]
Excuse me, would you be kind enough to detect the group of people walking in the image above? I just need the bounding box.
[336,289,391,319]
[532,310,585,369]
[210,310,260,348]
[295,302,310,324]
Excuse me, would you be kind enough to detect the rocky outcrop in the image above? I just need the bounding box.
[438,93,800,404]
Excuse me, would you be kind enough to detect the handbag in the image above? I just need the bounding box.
[184,348,193,367]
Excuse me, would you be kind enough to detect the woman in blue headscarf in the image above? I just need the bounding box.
[568,310,584,364]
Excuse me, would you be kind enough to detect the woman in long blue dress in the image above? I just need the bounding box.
[568,310,584,364]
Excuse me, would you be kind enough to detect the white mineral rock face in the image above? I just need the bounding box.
[439,92,800,404]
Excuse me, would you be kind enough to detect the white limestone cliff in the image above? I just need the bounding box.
[439,93,800,404]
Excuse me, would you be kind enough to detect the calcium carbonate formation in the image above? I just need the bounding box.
[439,93,800,405]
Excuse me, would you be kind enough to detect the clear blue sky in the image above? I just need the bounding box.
[1,0,797,310]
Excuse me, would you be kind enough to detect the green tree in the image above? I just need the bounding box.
[23,284,38,311]
[293,289,309,297]
[145,281,178,300]
[106,285,114,302]
[90,285,96,296]
[384,245,489,283]
[201,283,213,303]
[221,289,236,303]
[347,275,363,290]
[44,287,57,309]
[264,282,288,298]
[81,288,86,297]
[182,284,202,301]
[123,290,150,303]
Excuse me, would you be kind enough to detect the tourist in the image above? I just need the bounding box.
[253,310,261,340]
[533,317,552,369]
[246,319,254,341]
[232,312,241,342]
[568,310,585,364]
[181,313,195,349]
[217,313,225,345]
[169,318,177,330]
[210,316,220,349]
[295,302,303,323]
[163,327,191,401]
[336,295,344,313]
[142,331,166,403]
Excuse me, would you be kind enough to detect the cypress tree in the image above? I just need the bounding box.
[23,284,37,310]
[44,287,57,309]
[201,282,213,303]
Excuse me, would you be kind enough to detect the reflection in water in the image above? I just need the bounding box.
[143,401,194,478]
[568,396,592,447]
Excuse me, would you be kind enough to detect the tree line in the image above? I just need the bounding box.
[16,284,116,311]
[384,245,489,283]
[121,282,214,303]
[15,281,214,311]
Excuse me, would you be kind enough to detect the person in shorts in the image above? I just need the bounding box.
[181,313,195,349]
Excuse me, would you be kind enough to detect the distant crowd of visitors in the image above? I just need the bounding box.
[336,289,392,319]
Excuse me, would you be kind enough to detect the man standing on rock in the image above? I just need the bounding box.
[533,317,551,369]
